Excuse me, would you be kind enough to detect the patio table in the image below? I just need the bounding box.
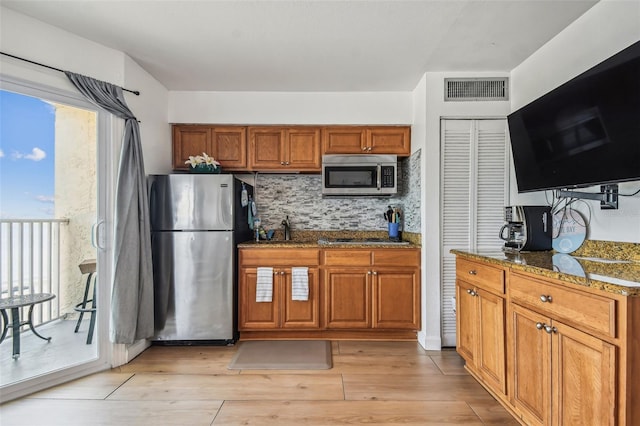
[0,293,56,360]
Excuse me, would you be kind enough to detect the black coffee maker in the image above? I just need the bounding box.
[499,205,552,251]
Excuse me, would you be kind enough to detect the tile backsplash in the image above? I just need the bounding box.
[254,150,421,234]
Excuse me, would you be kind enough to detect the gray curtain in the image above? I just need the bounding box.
[65,71,153,344]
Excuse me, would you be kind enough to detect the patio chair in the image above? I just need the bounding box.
[74,259,96,344]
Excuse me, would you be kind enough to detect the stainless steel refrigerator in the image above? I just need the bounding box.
[148,174,253,344]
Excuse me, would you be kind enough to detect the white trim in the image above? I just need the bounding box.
[417,330,442,351]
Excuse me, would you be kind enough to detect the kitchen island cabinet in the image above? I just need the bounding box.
[238,248,320,331]
[455,257,506,397]
[172,125,247,171]
[248,126,321,172]
[452,250,640,426]
[508,271,617,426]
[322,126,410,156]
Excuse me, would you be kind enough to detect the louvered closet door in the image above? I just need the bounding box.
[441,119,509,347]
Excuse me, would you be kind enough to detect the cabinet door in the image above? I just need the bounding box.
[322,127,366,154]
[238,267,279,330]
[324,268,371,328]
[249,127,286,169]
[367,127,410,155]
[172,125,212,170]
[373,268,420,329]
[552,320,616,426]
[282,268,320,329]
[477,288,506,395]
[212,127,247,170]
[456,280,478,364]
[511,303,551,426]
[285,128,321,171]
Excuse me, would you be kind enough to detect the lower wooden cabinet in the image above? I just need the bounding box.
[323,248,421,331]
[509,274,618,426]
[455,259,506,396]
[454,254,639,426]
[238,247,421,338]
[239,266,320,330]
[509,303,552,425]
[238,248,320,331]
[324,268,370,328]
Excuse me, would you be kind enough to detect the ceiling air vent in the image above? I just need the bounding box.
[445,78,509,101]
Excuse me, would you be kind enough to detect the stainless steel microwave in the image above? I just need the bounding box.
[321,154,397,196]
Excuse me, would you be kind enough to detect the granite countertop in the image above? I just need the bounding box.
[238,230,421,249]
[451,240,640,297]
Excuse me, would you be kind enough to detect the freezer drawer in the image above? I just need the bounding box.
[152,230,235,341]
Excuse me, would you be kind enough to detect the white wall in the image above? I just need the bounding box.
[0,7,124,93]
[169,91,412,124]
[510,0,640,243]
[124,56,171,174]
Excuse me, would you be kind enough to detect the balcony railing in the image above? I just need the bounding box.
[0,219,68,330]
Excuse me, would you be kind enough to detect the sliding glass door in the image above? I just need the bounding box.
[0,78,113,402]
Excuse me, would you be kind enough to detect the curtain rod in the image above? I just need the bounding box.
[1,51,140,96]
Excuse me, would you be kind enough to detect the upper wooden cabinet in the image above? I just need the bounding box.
[172,125,247,171]
[249,126,321,172]
[322,126,411,156]
[172,124,411,173]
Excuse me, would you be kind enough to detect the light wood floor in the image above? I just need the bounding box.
[0,341,518,425]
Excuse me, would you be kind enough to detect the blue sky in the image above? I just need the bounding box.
[0,90,55,219]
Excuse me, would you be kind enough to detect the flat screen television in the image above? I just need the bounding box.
[507,40,640,193]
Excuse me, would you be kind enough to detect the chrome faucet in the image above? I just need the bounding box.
[281,216,291,241]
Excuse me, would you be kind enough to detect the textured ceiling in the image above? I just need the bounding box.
[1,0,599,91]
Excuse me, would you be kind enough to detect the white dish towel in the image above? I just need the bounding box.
[291,267,309,301]
[256,267,273,302]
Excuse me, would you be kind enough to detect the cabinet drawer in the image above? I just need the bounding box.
[510,273,616,339]
[456,258,505,295]
[372,249,419,267]
[322,250,372,266]
[240,249,320,266]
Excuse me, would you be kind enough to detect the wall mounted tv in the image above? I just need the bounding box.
[507,40,640,193]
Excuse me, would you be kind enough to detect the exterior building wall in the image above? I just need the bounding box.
[53,103,97,315]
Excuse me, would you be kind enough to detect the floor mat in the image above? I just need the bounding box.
[228,340,332,370]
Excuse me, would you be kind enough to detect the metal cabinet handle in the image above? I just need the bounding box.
[285,161,290,165]
[468,270,477,275]
[544,325,557,334]
[372,271,378,275]
[466,289,477,297]
[367,271,372,275]
[367,146,372,151]
[540,295,553,303]
[362,147,367,151]
[536,322,544,330]
[280,271,285,275]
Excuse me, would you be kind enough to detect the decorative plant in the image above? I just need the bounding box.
[185,152,220,169]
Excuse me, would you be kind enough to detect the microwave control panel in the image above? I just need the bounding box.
[381,166,395,188]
